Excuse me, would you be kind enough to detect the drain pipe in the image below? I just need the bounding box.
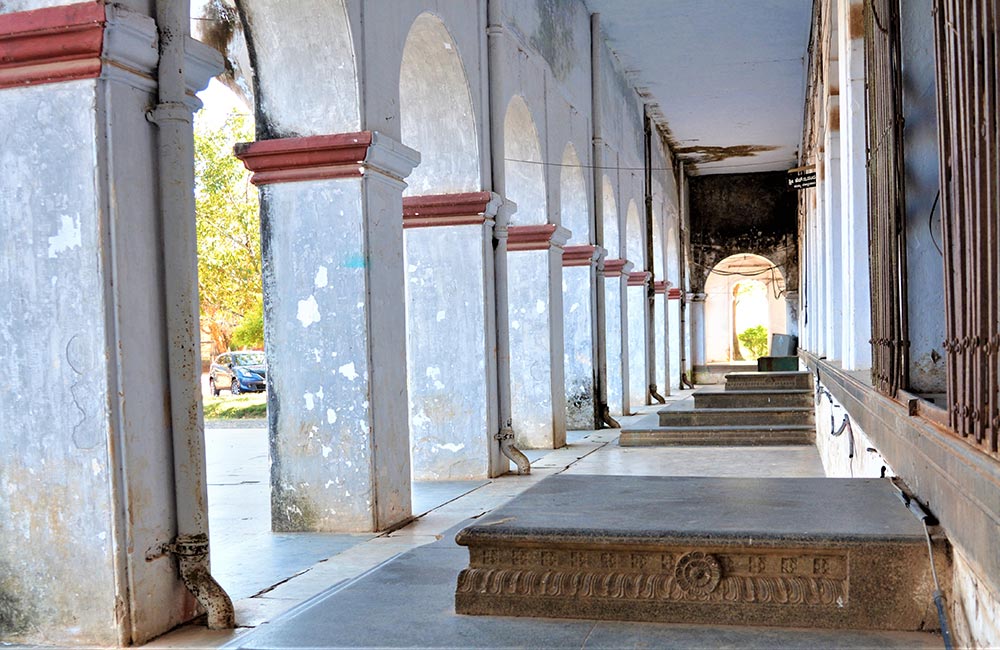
[150,1,234,628]
[487,0,529,474]
[591,13,615,427]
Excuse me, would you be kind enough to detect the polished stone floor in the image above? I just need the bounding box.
[144,394,940,649]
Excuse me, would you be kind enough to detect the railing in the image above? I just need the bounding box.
[864,0,909,399]
[933,0,1000,456]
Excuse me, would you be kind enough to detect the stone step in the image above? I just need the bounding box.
[455,475,947,632]
[619,424,815,447]
[694,389,814,409]
[658,406,815,427]
[726,371,813,391]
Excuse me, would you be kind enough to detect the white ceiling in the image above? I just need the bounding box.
[585,0,814,175]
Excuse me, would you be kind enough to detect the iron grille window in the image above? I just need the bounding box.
[864,0,909,398]
[933,0,1000,455]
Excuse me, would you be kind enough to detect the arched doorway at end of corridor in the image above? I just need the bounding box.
[702,253,788,373]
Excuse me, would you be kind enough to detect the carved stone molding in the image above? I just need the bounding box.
[627,271,651,287]
[653,280,668,294]
[602,258,633,278]
[402,191,500,229]
[0,2,106,89]
[668,287,682,300]
[507,224,571,252]
[235,131,419,186]
[458,545,848,607]
[562,244,605,267]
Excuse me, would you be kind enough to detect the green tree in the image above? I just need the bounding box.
[195,110,262,354]
[738,325,769,360]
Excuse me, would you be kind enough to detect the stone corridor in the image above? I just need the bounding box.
[139,399,941,649]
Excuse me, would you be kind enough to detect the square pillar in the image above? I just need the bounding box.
[627,271,651,411]
[562,245,606,430]
[0,3,221,645]
[602,258,633,415]
[236,131,420,532]
[402,192,502,480]
[654,280,669,397]
[507,224,571,449]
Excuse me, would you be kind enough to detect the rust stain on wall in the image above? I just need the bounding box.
[674,144,779,165]
[849,3,865,40]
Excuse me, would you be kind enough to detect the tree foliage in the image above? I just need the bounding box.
[738,325,770,360]
[195,110,261,354]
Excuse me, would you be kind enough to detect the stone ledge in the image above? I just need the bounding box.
[455,475,945,631]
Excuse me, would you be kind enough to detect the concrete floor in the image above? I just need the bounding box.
[144,393,941,649]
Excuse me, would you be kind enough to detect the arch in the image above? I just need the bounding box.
[560,144,589,242]
[602,176,619,255]
[239,0,359,136]
[399,13,480,196]
[504,96,547,224]
[625,199,643,264]
[703,253,788,363]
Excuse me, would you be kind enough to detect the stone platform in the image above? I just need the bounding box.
[726,371,813,391]
[694,388,813,409]
[455,475,946,631]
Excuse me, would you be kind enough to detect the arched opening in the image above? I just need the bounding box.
[399,13,479,196]
[238,0,359,136]
[625,200,642,263]
[560,144,589,241]
[504,96,546,224]
[398,13,492,483]
[703,253,787,364]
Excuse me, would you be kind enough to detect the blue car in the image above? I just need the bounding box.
[209,351,267,396]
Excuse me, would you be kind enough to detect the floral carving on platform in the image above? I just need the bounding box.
[674,552,722,595]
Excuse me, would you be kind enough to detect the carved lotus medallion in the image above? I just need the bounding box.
[674,551,722,595]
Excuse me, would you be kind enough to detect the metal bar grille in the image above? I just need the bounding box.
[864,0,909,397]
[934,0,1000,455]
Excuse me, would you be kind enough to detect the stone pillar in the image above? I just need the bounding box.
[785,290,801,339]
[823,114,843,361]
[402,192,502,480]
[602,258,632,415]
[668,286,683,390]
[236,132,419,533]
[688,292,708,370]
[0,4,219,645]
[654,280,669,397]
[507,224,571,449]
[562,245,606,430]
[627,271,651,411]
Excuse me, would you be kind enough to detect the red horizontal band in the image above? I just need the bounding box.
[235,132,374,185]
[627,271,651,286]
[0,2,106,90]
[668,287,683,300]
[562,244,601,267]
[403,191,495,228]
[507,224,558,251]
[653,280,667,294]
[602,258,629,277]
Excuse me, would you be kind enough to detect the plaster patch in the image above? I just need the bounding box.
[339,362,358,380]
[570,302,579,312]
[48,213,81,258]
[304,393,316,410]
[426,366,441,380]
[297,295,321,327]
[321,445,332,458]
[90,458,101,476]
[314,266,328,288]
[437,443,465,453]
[436,310,446,321]
[326,408,337,424]
[536,300,546,314]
